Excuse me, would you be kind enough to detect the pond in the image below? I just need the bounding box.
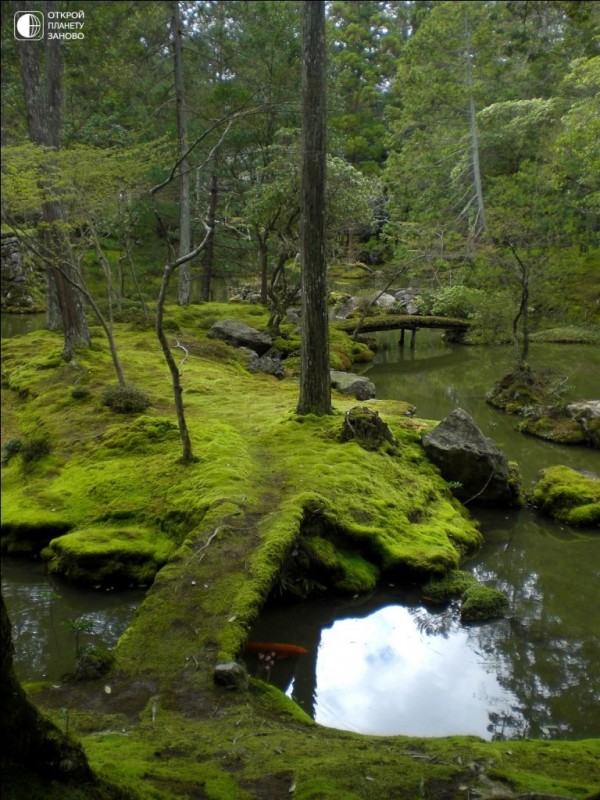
[1,556,144,683]
[246,332,599,740]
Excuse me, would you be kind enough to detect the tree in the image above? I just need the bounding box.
[171,1,192,306]
[12,0,89,359]
[297,0,331,417]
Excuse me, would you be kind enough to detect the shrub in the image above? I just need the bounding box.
[101,384,152,414]
[429,285,486,318]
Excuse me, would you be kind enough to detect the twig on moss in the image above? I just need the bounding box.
[173,338,189,376]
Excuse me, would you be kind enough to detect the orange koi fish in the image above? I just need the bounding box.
[245,641,309,660]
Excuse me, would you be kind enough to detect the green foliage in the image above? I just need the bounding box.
[101,385,151,414]
[423,285,486,318]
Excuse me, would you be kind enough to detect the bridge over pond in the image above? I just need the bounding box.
[334,313,471,348]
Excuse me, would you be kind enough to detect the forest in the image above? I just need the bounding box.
[1,2,599,799]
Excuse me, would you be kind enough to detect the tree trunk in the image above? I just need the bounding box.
[297,0,331,417]
[201,163,219,301]
[157,263,194,463]
[172,1,192,306]
[14,0,89,358]
[465,13,486,238]
[256,231,269,305]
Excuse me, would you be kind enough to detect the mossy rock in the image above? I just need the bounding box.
[422,569,474,604]
[340,406,396,451]
[460,584,509,623]
[486,365,561,415]
[520,414,587,444]
[531,466,600,527]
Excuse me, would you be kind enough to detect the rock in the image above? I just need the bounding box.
[374,292,397,310]
[334,296,357,320]
[340,406,395,451]
[247,353,285,380]
[330,370,376,400]
[565,400,600,448]
[213,661,248,690]
[422,408,522,506]
[208,319,273,355]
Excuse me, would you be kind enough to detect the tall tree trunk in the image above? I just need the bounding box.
[201,162,219,301]
[172,1,191,306]
[297,0,331,417]
[14,0,89,358]
[465,13,486,238]
[257,231,269,305]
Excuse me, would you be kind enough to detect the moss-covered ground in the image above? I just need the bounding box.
[2,303,599,799]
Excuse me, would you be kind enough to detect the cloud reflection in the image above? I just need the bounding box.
[314,605,520,738]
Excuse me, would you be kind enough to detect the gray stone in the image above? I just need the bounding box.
[334,296,357,320]
[247,354,285,380]
[208,319,273,355]
[213,661,248,690]
[374,292,397,309]
[422,408,521,506]
[566,400,600,447]
[330,370,376,400]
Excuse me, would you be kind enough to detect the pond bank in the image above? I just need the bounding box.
[1,305,599,799]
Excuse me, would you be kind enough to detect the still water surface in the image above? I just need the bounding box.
[247,332,599,740]
[1,557,144,682]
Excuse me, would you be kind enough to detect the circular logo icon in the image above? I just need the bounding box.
[14,11,44,41]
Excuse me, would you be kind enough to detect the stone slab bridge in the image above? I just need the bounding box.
[334,313,471,348]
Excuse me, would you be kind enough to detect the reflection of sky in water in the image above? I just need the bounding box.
[302,605,520,738]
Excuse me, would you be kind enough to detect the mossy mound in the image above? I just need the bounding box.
[531,466,600,527]
[529,325,600,344]
[422,569,474,604]
[486,365,559,415]
[43,526,174,587]
[460,584,509,623]
[422,569,509,623]
[519,413,586,444]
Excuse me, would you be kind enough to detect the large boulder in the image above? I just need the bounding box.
[208,319,272,355]
[330,370,376,400]
[422,408,522,507]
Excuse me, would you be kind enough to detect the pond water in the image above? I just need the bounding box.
[1,556,144,683]
[246,331,600,740]
[1,312,46,340]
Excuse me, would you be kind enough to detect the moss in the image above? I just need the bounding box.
[520,414,587,444]
[460,584,509,623]
[531,466,600,527]
[422,569,474,603]
[44,526,174,587]
[2,305,599,799]
[529,325,600,344]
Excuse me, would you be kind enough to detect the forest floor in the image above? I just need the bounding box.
[1,303,599,800]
